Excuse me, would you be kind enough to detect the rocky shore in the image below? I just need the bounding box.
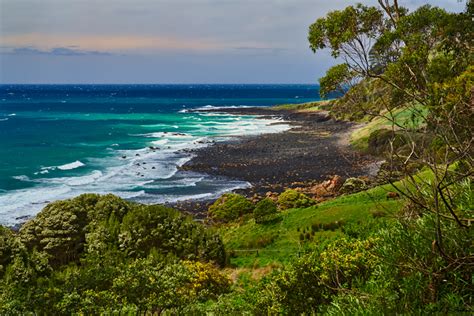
[173,107,378,216]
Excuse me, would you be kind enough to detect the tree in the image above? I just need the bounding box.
[309,0,473,257]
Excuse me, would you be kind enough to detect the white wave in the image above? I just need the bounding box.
[116,190,146,199]
[0,118,8,122]
[144,132,192,138]
[151,139,169,146]
[0,185,72,226]
[12,175,32,182]
[194,105,255,111]
[8,113,16,116]
[34,169,49,175]
[42,170,103,186]
[57,160,85,170]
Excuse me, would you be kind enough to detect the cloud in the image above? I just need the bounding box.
[4,46,112,56]
[0,34,228,52]
[232,46,288,56]
[0,33,289,55]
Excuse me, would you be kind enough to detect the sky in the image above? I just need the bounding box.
[0,0,466,84]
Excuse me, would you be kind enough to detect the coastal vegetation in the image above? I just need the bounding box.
[0,0,472,314]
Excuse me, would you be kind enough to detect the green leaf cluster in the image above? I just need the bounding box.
[277,189,315,210]
[208,193,254,222]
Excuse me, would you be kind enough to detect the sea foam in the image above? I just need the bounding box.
[0,111,291,226]
[57,160,86,170]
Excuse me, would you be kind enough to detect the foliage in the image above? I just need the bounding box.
[319,64,355,98]
[255,237,379,314]
[310,6,473,312]
[0,226,15,277]
[0,194,229,313]
[254,198,278,224]
[277,189,315,210]
[0,1,472,314]
[367,128,409,155]
[118,204,226,265]
[19,198,89,267]
[208,193,254,222]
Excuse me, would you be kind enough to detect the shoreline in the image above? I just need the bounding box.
[5,105,378,227]
[172,106,378,216]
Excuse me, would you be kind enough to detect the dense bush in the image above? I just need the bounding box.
[0,251,231,314]
[16,194,226,267]
[119,204,226,265]
[254,198,278,224]
[277,189,315,210]
[0,194,230,313]
[19,198,89,267]
[255,237,379,314]
[208,193,254,222]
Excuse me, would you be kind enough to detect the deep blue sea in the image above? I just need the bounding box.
[0,84,321,225]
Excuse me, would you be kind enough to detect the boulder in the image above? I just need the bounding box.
[309,175,344,197]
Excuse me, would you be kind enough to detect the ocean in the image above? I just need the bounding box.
[0,84,320,225]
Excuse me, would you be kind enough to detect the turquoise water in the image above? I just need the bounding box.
[0,84,320,225]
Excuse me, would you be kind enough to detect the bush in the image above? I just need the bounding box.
[339,178,366,194]
[208,193,254,222]
[119,204,226,265]
[277,189,315,210]
[254,237,379,314]
[254,198,278,224]
[19,199,89,267]
[368,129,408,156]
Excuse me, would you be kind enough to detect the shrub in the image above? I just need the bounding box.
[339,178,366,194]
[277,189,315,210]
[19,199,89,267]
[16,194,227,267]
[208,193,254,222]
[255,237,379,314]
[254,198,278,224]
[368,129,408,156]
[119,204,226,265]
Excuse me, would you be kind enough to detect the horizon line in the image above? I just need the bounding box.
[0,82,320,86]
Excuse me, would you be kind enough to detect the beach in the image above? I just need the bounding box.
[175,106,377,215]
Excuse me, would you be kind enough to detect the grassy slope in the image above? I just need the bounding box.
[271,100,333,111]
[350,105,428,151]
[222,183,404,268]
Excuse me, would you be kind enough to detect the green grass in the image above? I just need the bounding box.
[271,100,333,111]
[350,105,428,151]
[222,183,405,268]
